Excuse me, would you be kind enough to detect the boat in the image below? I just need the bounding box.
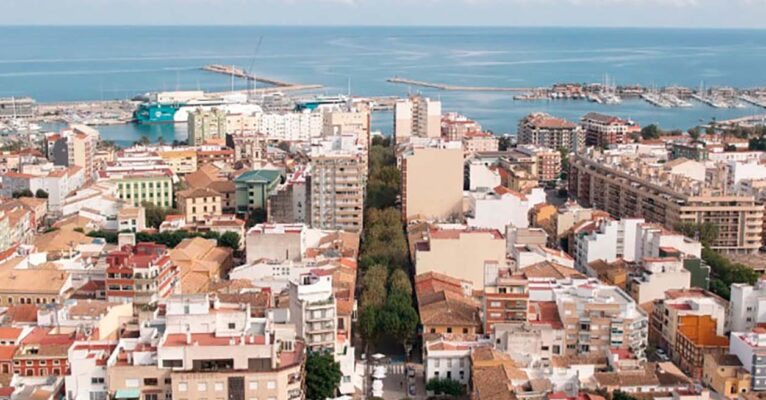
[133,92,262,124]
[294,95,349,112]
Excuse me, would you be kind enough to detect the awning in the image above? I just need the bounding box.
[114,389,141,399]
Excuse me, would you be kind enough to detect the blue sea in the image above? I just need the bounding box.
[2,26,766,146]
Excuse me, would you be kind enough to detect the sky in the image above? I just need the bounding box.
[2,0,766,28]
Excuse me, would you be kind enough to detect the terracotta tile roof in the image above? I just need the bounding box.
[520,261,585,280]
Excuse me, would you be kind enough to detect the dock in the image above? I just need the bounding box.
[203,64,298,88]
[740,95,766,108]
[387,77,533,92]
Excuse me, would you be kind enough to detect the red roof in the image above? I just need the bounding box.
[163,333,266,347]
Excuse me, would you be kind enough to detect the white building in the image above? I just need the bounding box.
[288,273,336,353]
[66,341,116,400]
[424,338,490,386]
[729,279,766,333]
[394,95,442,142]
[573,218,644,272]
[729,329,766,391]
[466,187,546,231]
[630,258,691,305]
[467,159,502,192]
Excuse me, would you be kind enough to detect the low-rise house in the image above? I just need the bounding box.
[674,315,729,379]
[702,354,751,399]
[169,237,233,294]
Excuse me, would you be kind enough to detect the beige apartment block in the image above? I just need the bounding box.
[310,152,365,232]
[394,95,441,143]
[401,146,464,222]
[569,151,763,254]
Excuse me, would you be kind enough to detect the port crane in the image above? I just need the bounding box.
[244,36,264,102]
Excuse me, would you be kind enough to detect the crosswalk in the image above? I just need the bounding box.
[386,363,406,374]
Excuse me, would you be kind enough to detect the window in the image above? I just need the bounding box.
[145,395,158,400]
[125,379,139,388]
[178,383,188,392]
[267,381,276,390]
[214,382,224,392]
[162,359,182,368]
[53,360,60,365]
[144,378,159,386]
[197,383,207,391]
[249,381,258,390]
[91,377,105,384]
[228,323,236,329]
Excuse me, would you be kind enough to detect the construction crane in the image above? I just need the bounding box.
[244,36,264,103]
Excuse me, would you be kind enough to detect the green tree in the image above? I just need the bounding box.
[218,231,241,251]
[426,378,465,396]
[246,208,267,229]
[612,390,640,400]
[35,189,48,199]
[142,202,180,229]
[357,306,380,344]
[688,126,701,141]
[498,135,512,151]
[379,291,419,351]
[388,269,413,297]
[135,135,151,146]
[697,222,720,248]
[640,124,661,140]
[362,264,389,309]
[12,189,34,198]
[305,352,342,400]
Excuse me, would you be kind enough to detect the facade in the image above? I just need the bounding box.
[67,130,97,182]
[188,107,227,146]
[288,273,336,353]
[581,112,635,148]
[268,167,309,225]
[401,145,464,222]
[729,279,766,333]
[309,152,365,232]
[176,187,223,223]
[569,149,763,254]
[630,258,692,305]
[518,113,584,153]
[702,354,751,399]
[517,145,562,183]
[729,328,766,391]
[158,295,305,400]
[649,288,727,361]
[414,227,506,289]
[462,131,499,153]
[110,171,175,208]
[466,187,546,231]
[675,315,729,379]
[394,95,442,142]
[234,169,282,213]
[231,133,269,163]
[442,112,483,141]
[105,243,179,307]
[158,149,198,175]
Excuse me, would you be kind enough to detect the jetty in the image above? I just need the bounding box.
[387,77,534,92]
[202,64,318,89]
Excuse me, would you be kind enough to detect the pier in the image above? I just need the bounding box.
[386,77,534,92]
[203,64,301,88]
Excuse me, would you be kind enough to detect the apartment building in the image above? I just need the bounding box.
[466,187,546,231]
[549,280,648,358]
[442,112,482,141]
[105,243,179,307]
[394,95,442,142]
[702,354,751,399]
[230,133,269,164]
[630,257,692,305]
[675,315,729,379]
[517,113,584,153]
[649,288,727,360]
[462,131,499,153]
[401,143,464,222]
[188,108,228,145]
[309,151,365,232]
[729,279,766,333]
[158,149,198,175]
[569,149,763,254]
[63,126,99,180]
[729,328,766,391]
[176,187,223,223]
[322,110,371,149]
[234,169,282,213]
[268,167,310,225]
[414,227,507,289]
[288,273,337,353]
[158,295,305,400]
[515,144,562,183]
[581,112,636,148]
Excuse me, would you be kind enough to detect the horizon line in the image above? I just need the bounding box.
[0,23,764,31]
